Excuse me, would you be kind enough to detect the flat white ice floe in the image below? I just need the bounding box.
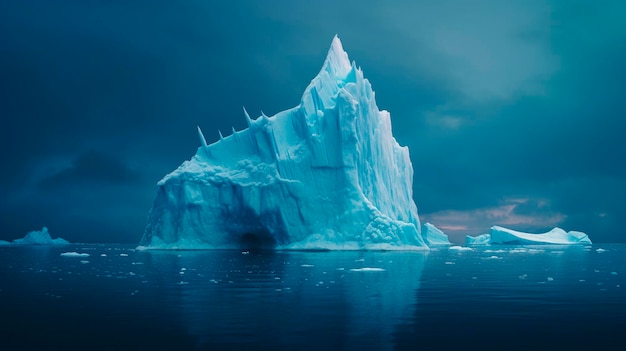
[449,246,473,251]
[140,36,426,250]
[466,226,592,245]
[349,267,386,272]
[60,252,90,258]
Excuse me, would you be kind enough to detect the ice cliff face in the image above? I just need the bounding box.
[140,36,426,250]
[421,223,451,246]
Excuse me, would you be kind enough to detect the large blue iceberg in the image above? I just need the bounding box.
[140,36,426,250]
[466,226,592,245]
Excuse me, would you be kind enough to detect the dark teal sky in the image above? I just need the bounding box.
[1,0,624,243]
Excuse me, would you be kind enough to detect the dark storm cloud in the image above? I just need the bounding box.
[409,1,626,242]
[39,150,139,188]
[1,0,624,243]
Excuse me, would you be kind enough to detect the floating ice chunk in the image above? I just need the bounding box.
[60,252,90,258]
[349,267,386,272]
[484,249,506,253]
[11,227,70,245]
[449,246,473,251]
[300,264,315,267]
[120,253,129,257]
[80,260,90,264]
[596,248,607,253]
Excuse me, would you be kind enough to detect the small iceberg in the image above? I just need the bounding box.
[465,234,490,246]
[11,227,70,245]
[465,226,591,245]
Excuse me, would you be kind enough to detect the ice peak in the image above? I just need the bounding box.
[322,35,352,78]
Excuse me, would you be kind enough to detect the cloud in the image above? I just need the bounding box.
[39,150,139,188]
[0,1,624,243]
[381,0,557,102]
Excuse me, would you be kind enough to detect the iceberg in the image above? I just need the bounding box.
[11,227,70,245]
[421,223,450,246]
[140,36,426,250]
[465,234,490,246]
[465,226,592,245]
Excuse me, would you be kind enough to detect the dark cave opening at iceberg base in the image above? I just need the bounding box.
[237,231,277,250]
[224,206,286,250]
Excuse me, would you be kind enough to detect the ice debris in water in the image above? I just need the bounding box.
[349,268,386,272]
[449,246,473,251]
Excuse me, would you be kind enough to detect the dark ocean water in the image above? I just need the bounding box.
[1,244,625,350]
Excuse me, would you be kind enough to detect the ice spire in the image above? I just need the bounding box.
[197,126,208,147]
[243,107,253,127]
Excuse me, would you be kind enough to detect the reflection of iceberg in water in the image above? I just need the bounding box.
[143,251,426,350]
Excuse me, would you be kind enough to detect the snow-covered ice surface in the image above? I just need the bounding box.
[465,226,592,246]
[140,37,425,250]
[10,227,69,245]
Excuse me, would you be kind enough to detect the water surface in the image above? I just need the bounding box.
[1,244,624,350]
